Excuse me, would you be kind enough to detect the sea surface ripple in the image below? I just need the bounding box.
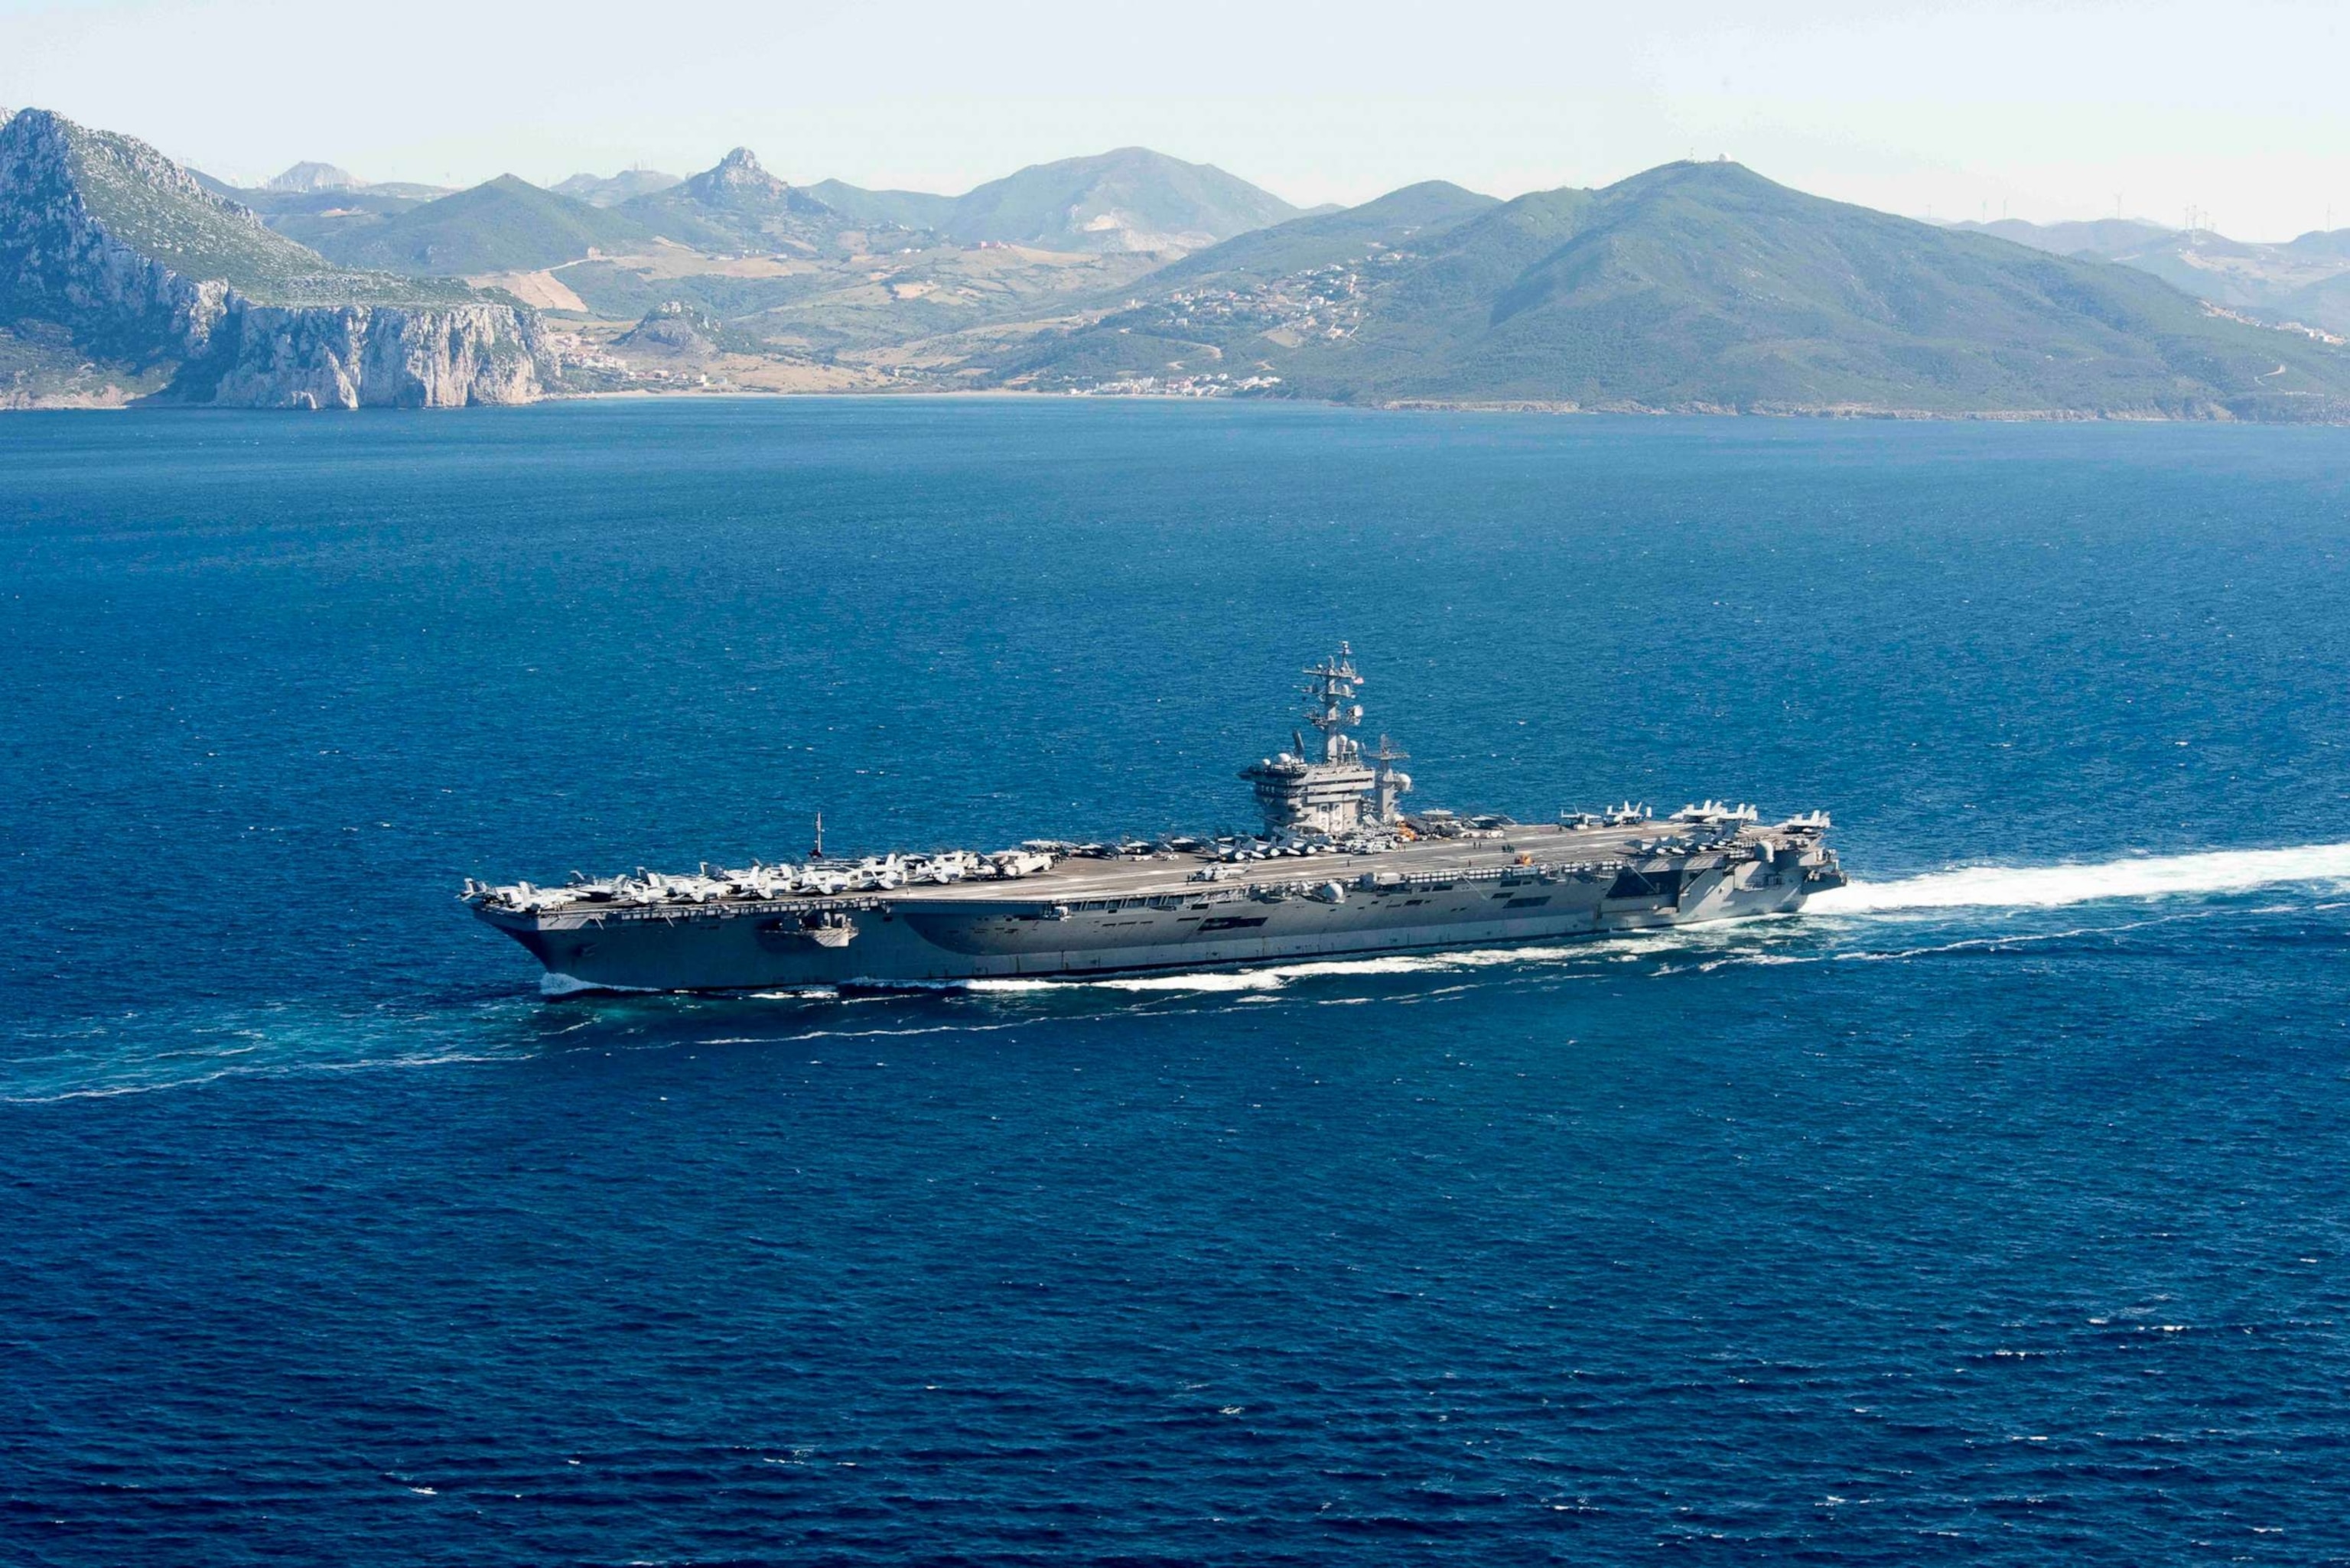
[4,402,2348,1564]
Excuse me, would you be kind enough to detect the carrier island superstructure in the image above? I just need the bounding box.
[466,647,1845,993]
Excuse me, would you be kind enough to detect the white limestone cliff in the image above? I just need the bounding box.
[0,109,550,408]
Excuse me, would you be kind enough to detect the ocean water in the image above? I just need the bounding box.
[4,399,2349,1563]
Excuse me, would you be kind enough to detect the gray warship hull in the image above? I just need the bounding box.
[474,818,1844,994]
[467,646,1844,994]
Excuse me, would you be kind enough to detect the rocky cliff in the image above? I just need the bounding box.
[0,109,551,408]
[190,301,551,409]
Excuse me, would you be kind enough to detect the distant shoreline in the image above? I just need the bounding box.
[11,386,2345,425]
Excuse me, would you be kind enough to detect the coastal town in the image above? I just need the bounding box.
[1121,252,1409,348]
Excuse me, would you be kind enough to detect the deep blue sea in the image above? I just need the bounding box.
[5,400,2350,1564]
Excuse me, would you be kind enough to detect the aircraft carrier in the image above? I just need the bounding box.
[466,647,1845,993]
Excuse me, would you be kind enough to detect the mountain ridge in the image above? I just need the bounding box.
[0,109,550,408]
[619,147,861,254]
[807,178,956,232]
[1131,181,1500,294]
[991,160,2350,419]
[555,168,682,207]
[1949,215,2350,335]
[267,161,359,193]
[305,173,653,275]
[942,147,1299,252]
[10,109,2350,420]
[1949,216,2175,259]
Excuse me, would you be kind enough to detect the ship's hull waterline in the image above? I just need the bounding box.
[472,826,1837,994]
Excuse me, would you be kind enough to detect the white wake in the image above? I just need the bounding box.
[1808,841,2350,915]
[944,842,2350,997]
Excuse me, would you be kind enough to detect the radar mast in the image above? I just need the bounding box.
[1301,642,1365,765]
[1242,643,1391,835]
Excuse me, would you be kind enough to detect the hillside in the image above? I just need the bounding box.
[989,161,2350,419]
[2101,231,2350,334]
[555,168,682,207]
[306,174,653,275]
[1951,216,2173,259]
[0,109,548,408]
[808,179,956,232]
[984,181,1585,391]
[1134,181,1499,293]
[942,147,1298,252]
[2287,229,2350,262]
[1951,216,2350,334]
[215,182,432,255]
[10,115,461,311]
[620,148,863,254]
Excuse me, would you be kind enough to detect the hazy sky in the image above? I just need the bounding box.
[5,0,2346,239]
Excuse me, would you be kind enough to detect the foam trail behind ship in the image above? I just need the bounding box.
[1806,841,2350,915]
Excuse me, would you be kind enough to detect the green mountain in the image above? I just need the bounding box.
[206,161,457,251]
[620,148,858,254]
[942,147,1298,252]
[215,183,432,255]
[807,178,955,232]
[989,181,1583,388]
[2270,272,2350,336]
[994,161,2350,419]
[2119,233,2350,333]
[305,174,652,275]
[2286,228,2350,262]
[1951,216,2350,334]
